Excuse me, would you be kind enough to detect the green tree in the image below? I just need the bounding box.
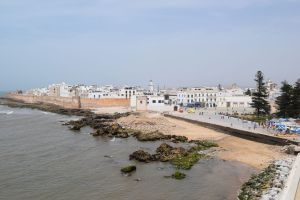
[291,79,300,118]
[275,81,293,118]
[245,89,252,96]
[251,71,270,116]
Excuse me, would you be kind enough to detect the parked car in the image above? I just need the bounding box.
[187,108,195,113]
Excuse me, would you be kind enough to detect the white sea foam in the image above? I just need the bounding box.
[0,110,14,115]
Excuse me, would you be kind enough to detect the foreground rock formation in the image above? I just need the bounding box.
[129,142,214,170]
[238,157,295,200]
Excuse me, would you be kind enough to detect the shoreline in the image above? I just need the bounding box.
[1,97,296,199]
[0,97,288,170]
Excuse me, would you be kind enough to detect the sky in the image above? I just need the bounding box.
[0,0,300,91]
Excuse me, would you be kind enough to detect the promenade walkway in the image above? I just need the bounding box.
[167,110,300,143]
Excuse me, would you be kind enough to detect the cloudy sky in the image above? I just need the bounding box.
[0,0,300,90]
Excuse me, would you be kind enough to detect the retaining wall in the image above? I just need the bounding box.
[164,114,299,146]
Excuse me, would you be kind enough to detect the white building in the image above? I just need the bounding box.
[217,94,252,108]
[177,87,219,107]
[59,83,77,97]
[119,86,144,99]
[26,87,49,96]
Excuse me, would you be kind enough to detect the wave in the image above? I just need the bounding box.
[0,110,14,115]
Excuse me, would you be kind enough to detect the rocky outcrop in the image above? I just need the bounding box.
[129,143,188,163]
[134,130,166,141]
[238,157,295,200]
[154,143,187,162]
[90,123,131,138]
[129,150,154,162]
[171,171,186,180]
[129,142,205,171]
[121,165,136,174]
[133,130,188,143]
[170,135,188,143]
[259,158,295,200]
[282,145,297,155]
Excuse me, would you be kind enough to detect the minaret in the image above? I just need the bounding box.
[149,80,154,93]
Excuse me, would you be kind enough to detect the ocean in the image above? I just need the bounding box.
[0,91,7,97]
[0,104,255,200]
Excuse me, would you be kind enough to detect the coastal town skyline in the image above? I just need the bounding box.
[1,74,298,92]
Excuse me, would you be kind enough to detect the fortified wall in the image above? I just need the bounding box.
[7,94,130,109]
[8,94,81,109]
[80,98,130,109]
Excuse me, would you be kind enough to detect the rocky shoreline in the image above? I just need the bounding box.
[66,113,219,179]
[238,157,295,200]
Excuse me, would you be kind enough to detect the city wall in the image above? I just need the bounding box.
[80,98,130,109]
[8,94,81,109]
[7,94,130,109]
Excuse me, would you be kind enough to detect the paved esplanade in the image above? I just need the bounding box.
[169,109,300,142]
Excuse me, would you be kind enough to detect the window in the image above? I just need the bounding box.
[140,101,143,104]
[158,100,162,103]
[152,100,156,103]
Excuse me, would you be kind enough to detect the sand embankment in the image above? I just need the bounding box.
[117,112,285,169]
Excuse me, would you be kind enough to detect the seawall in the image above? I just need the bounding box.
[7,94,130,109]
[164,114,299,146]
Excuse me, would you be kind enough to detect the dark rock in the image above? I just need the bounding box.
[121,165,136,173]
[155,143,187,162]
[135,130,166,141]
[172,171,186,180]
[171,135,188,143]
[129,150,154,162]
[69,123,84,131]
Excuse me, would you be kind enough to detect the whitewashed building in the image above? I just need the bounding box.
[177,87,219,107]
[217,94,252,108]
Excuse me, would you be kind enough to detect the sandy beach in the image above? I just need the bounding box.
[117,112,285,169]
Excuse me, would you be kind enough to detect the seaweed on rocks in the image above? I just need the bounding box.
[129,150,154,163]
[187,140,219,153]
[134,130,167,141]
[154,143,187,162]
[129,143,208,170]
[171,171,186,180]
[121,165,136,174]
[238,164,276,200]
[171,153,204,170]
